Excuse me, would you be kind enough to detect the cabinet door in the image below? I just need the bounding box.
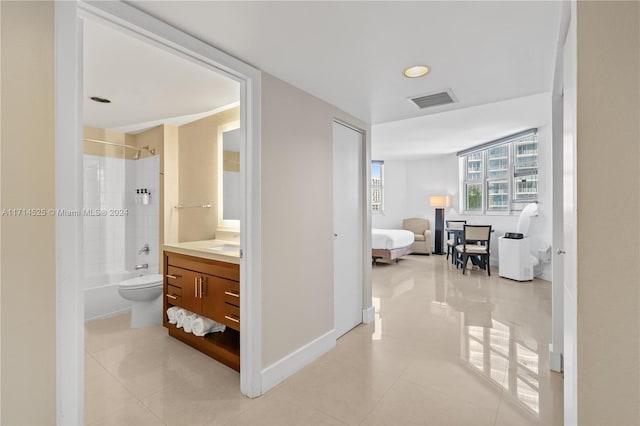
[167,266,201,314]
[199,274,228,323]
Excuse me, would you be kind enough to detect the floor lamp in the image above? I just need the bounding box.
[430,195,450,255]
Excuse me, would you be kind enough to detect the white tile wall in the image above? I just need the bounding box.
[83,155,160,287]
[134,156,160,273]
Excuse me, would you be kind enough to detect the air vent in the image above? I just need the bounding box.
[409,89,456,109]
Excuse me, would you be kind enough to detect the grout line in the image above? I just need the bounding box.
[356,363,411,425]
[136,399,167,426]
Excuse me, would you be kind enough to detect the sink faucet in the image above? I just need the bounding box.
[135,264,148,270]
[138,243,150,255]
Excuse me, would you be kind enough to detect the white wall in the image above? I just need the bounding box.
[372,154,460,230]
[373,120,553,281]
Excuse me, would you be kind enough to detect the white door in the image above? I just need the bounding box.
[333,121,364,338]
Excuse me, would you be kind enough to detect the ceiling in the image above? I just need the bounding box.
[85,1,563,156]
[372,93,550,159]
[83,19,239,133]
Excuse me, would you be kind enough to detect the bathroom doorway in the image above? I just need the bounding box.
[56,2,262,422]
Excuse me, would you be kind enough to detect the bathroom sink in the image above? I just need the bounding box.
[208,245,239,253]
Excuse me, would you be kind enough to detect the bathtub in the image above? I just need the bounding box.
[84,271,149,321]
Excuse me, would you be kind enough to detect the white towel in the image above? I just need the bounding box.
[166,306,180,324]
[175,308,189,328]
[182,314,197,333]
[191,316,226,337]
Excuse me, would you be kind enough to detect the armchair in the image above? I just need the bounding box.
[402,218,432,255]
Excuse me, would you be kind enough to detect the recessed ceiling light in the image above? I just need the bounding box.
[403,65,430,78]
[90,96,111,103]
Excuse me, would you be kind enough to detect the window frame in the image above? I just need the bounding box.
[371,160,384,214]
[459,130,538,215]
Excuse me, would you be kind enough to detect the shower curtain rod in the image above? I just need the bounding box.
[84,138,139,151]
[84,138,155,156]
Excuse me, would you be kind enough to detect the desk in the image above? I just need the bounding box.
[446,227,494,271]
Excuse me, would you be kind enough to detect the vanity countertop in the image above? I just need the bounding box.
[163,239,240,264]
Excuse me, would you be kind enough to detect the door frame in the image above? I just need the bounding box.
[55,2,263,423]
[561,1,578,423]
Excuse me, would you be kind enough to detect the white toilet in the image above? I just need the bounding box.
[117,273,164,328]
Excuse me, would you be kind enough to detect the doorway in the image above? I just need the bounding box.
[55,2,263,422]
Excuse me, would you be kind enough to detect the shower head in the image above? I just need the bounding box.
[141,145,156,155]
[132,146,155,160]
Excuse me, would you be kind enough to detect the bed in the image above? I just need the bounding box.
[372,228,414,264]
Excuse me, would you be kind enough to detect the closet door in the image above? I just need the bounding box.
[333,121,364,338]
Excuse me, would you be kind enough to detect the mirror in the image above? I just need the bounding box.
[217,121,241,231]
[223,128,241,220]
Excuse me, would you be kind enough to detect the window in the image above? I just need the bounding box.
[458,130,538,214]
[371,160,384,213]
[463,152,483,212]
[486,145,509,212]
[513,137,538,202]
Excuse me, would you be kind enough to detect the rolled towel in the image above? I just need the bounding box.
[182,314,197,333]
[175,308,189,328]
[166,306,180,324]
[192,316,226,337]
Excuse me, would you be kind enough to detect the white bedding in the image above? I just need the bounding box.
[372,228,415,250]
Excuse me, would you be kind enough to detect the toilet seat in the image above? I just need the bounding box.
[118,273,164,328]
[119,273,163,290]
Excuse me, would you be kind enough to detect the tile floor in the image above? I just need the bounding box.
[85,254,563,425]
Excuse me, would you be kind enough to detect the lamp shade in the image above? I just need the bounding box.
[429,195,451,208]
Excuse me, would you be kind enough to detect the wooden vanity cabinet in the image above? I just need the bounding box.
[163,251,240,371]
[166,266,200,313]
[223,280,240,331]
[166,266,229,322]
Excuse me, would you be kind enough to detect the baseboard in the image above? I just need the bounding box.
[549,344,563,372]
[261,328,336,394]
[362,306,375,324]
[85,306,131,323]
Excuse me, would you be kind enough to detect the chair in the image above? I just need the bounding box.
[402,218,432,254]
[455,225,492,275]
[445,220,467,263]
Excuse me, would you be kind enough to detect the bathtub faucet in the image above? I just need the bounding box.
[135,264,148,270]
[138,243,150,255]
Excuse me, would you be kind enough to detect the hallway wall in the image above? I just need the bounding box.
[0,2,56,423]
[576,2,640,423]
[260,73,371,375]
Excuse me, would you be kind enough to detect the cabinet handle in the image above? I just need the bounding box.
[166,274,179,279]
[199,277,204,298]
[225,315,240,323]
[224,291,239,298]
[166,294,177,300]
[194,277,198,298]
